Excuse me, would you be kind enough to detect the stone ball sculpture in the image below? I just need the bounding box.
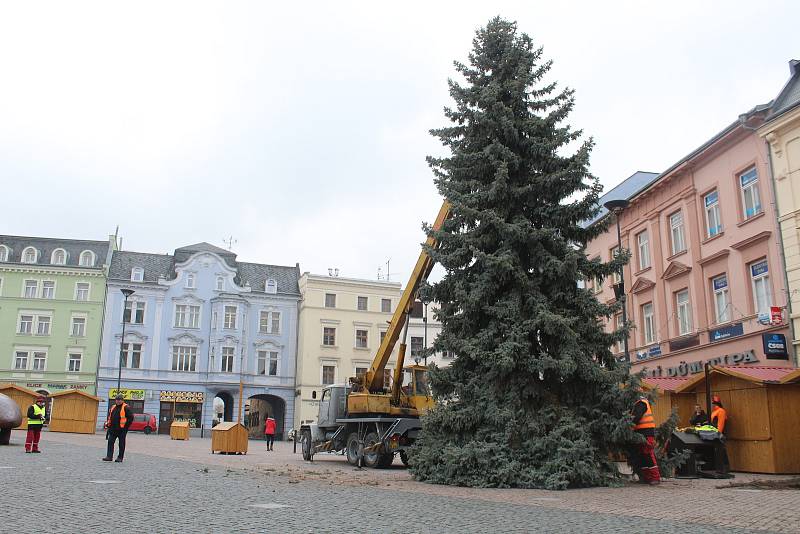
[0,393,23,445]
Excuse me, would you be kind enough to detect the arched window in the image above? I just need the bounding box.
[265,279,277,294]
[0,245,9,262]
[22,247,38,263]
[186,273,196,289]
[51,249,67,265]
[131,267,144,282]
[79,250,95,267]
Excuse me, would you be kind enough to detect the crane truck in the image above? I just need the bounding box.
[299,201,450,468]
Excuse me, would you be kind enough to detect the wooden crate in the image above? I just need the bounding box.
[48,390,100,434]
[170,421,190,440]
[211,422,248,454]
[0,384,39,429]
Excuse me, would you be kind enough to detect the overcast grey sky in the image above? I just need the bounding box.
[1,1,798,283]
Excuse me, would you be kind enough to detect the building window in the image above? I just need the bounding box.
[355,366,368,377]
[51,249,66,265]
[224,306,237,329]
[131,268,144,282]
[174,304,199,328]
[22,247,38,263]
[14,351,28,370]
[36,316,51,336]
[41,281,55,299]
[186,273,196,289]
[740,168,762,219]
[125,301,146,325]
[410,336,424,358]
[355,329,369,349]
[216,276,224,291]
[380,331,387,345]
[614,314,623,353]
[704,190,723,237]
[265,279,277,294]
[68,353,82,372]
[357,296,368,311]
[24,280,38,298]
[611,247,621,284]
[79,251,94,267]
[172,345,196,372]
[121,343,142,368]
[381,298,392,313]
[641,302,655,345]
[322,364,336,385]
[670,211,686,255]
[325,293,336,308]
[383,369,392,389]
[712,275,730,324]
[71,317,86,337]
[75,282,90,301]
[259,311,281,334]
[0,245,8,262]
[750,260,772,316]
[637,231,650,270]
[258,350,279,376]
[676,289,692,336]
[18,315,33,334]
[323,327,336,346]
[32,352,46,371]
[221,347,235,372]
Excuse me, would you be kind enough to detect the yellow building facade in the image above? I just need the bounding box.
[759,59,800,363]
[294,273,401,427]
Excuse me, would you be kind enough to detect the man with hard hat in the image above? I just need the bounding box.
[25,395,47,453]
[102,394,133,462]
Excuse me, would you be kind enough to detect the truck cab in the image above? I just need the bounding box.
[316,384,349,430]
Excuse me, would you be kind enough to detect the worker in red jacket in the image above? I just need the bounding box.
[264,416,276,451]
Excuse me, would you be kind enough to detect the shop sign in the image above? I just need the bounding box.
[762,333,788,359]
[109,388,145,401]
[770,306,783,326]
[649,350,760,377]
[26,383,90,391]
[635,344,662,361]
[750,260,769,278]
[669,334,700,352]
[712,276,727,291]
[160,391,204,403]
[708,322,744,343]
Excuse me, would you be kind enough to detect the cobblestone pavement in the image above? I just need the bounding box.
[0,431,798,533]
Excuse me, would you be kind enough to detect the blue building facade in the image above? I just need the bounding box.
[97,243,300,438]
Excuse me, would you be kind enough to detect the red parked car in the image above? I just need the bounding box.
[128,413,157,434]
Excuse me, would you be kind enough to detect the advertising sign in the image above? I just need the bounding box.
[160,391,204,403]
[771,306,783,326]
[109,388,145,401]
[669,334,700,352]
[635,344,662,361]
[762,333,788,359]
[708,322,744,343]
[27,383,91,391]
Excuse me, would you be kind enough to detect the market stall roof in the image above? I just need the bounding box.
[641,376,690,392]
[674,366,800,393]
[0,383,39,396]
[48,389,101,401]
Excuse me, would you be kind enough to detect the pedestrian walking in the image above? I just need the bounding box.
[264,416,276,451]
[25,396,47,453]
[631,395,661,485]
[102,394,133,463]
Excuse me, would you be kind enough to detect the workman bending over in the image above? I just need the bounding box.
[631,395,661,485]
[710,396,727,434]
[103,394,133,463]
[25,396,47,453]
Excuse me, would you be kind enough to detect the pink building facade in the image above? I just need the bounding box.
[586,108,794,379]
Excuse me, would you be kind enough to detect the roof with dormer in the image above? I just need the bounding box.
[0,235,111,269]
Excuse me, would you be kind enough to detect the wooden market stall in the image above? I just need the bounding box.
[170,421,190,440]
[211,422,248,454]
[641,376,690,426]
[673,366,800,474]
[48,389,101,434]
[0,384,39,429]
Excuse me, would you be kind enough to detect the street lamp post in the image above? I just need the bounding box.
[117,289,135,393]
[604,199,630,363]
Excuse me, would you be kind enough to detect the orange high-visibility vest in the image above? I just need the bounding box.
[107,403,128,428]
[633,399,656,431]
[711,406,727,434]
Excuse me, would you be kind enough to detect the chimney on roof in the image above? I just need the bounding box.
[791,59,800,76]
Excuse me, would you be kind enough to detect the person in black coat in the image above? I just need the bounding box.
[689,404,708,427]
[102,395,133,462]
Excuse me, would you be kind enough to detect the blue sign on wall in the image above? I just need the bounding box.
[635,344,662,361]
[762,333,788,359]
[709,322,744,343]
[751,261,769,278]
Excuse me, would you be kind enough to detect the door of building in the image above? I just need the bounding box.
[158,402,174,435]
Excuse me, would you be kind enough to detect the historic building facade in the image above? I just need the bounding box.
[759,59,800,364]
[295,273,401,427]
[0,235,116,395]
[585,104,793,379]
[96,243,300,438]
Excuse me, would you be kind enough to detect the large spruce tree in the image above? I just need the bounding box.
[409,18,646,490]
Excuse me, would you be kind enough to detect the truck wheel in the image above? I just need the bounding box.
[346,433,360,466]
[363,432,383,468]
[399,450,410,467]
[377,452,394,468]
[144,427,152,435]
[301,429,313,461]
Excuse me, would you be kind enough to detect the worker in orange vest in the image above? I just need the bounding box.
[102,394,133,463]
[631,395,661,485]
[264,416,276,451]
[710,395,730,474]
[710,395,727,434]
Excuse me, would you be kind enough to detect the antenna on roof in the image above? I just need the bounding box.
[222,236,238,250]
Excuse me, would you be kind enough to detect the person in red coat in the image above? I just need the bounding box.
[264,416,276,451]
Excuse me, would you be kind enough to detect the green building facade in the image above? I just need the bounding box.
[0,235,115,395]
